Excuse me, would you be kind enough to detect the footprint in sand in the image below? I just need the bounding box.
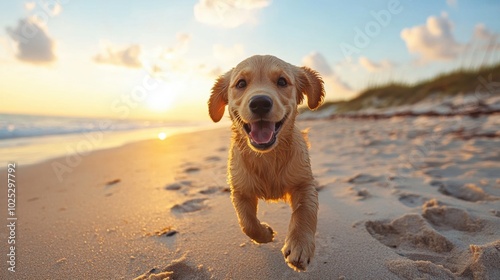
[366,200,494,277]
[491,210,500,217]
[422,200,483,232]
[184,167,201,174]
[165,180,193,191]
[347,173,385,184]
[134,254,211,280]
[199,187,222,195]
[171,198,207,213]
[365,215,457,274]
[179,162,202,174]
[349,186,371,200]
[398,193,429,208]
[424,166,465,178]
[463,240,500,278]
[430,180,498,202]
[105,179,121,186]
[146,226,178,237]
[387,240,500,279]
[365,214,454,253]
[204,156,222,162]
[387,259,456,279]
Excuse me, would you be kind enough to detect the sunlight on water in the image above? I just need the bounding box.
[0,114,228,167]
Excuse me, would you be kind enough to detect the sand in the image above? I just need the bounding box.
[1,114,499,279]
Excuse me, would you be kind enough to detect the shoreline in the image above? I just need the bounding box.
[0,121,230,168]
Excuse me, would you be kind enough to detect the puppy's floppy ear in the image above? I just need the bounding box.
[296,67,325,110]
[208,70,232,122]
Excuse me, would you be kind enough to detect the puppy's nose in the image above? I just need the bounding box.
[249,95,273,115]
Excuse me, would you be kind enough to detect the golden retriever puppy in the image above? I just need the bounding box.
[208,55,324,271]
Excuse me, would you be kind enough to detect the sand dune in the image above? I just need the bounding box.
[1,114,499,279]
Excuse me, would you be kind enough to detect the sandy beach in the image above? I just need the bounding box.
[1,114,499,279]
[2,0,500,279]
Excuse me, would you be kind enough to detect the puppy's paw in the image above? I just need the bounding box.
[281,234,315,271]
[256,222,275,243]
[246,222,275,243]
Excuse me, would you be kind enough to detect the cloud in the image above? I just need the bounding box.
[5,18,56,64]
[93,44,142,68]
[359,57,394,72]
[446,0,457,7]
[401,14,500,64]
[471,24,500,55]
[144,33,194,77]
[176,33,191,44]
[302,52,356,100]
[37,1,63,16]
[25,2,36,11]
[197,63,223,78]
[156,43,244,79]
[24,1,63,16]
[302,51,333,76]
[474,24,498,41]
[48,2,63,16]
[194,0,270,28]
[400,13,462,62]
[162,33,191,59]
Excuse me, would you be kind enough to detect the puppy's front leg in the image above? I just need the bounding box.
[231,190,275,243]
[282,185,318,271]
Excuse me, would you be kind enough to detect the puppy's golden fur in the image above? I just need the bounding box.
[208,55,324,271]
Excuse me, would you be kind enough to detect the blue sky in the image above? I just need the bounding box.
[1,0,499,120]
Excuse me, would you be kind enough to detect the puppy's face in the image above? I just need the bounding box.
[209,55,325,152]
[228,57,297,152]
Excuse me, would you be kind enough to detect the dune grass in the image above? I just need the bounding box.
[315,63,500,114]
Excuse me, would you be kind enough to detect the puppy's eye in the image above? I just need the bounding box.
[236,79,247,89]
[277,77,287,87]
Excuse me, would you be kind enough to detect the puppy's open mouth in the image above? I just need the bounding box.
[243,116,286,150]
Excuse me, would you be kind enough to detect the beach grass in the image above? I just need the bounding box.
[312,63,500,114]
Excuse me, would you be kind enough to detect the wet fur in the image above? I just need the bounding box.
[208,55,325,271]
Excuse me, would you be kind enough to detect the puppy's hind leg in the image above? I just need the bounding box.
[231,190,275,243]
[282,185,318,271]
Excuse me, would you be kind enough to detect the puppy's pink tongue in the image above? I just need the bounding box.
[249,121,274,144]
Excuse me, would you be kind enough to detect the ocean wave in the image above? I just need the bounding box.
[0,114,186,140]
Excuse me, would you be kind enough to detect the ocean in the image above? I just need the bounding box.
[0,114,221,167]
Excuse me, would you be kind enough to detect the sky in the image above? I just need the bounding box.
[1,0,499,121]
